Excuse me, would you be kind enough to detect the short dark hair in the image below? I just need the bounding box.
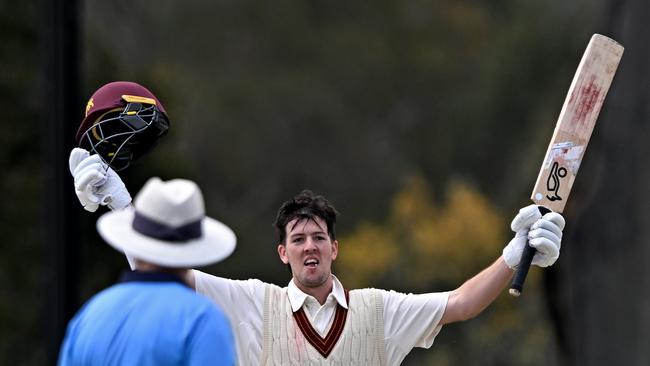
[274,190,339,244]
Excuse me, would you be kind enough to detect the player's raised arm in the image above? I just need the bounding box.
[440,205,565,325]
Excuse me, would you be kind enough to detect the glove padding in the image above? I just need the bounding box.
[68,148,132,212]
[503,204,565,269]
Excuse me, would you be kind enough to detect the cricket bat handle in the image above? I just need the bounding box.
[509,206,551,297]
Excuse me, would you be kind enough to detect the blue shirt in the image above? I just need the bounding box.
[58,271,235,366]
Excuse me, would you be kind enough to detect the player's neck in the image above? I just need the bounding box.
[295,275,334,305]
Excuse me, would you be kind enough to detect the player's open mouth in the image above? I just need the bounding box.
[304,259,319,268]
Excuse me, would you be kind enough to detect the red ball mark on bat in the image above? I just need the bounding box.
[573,75,601,130]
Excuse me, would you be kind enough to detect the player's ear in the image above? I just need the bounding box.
[278,244,289,264]
[331,240,339,261]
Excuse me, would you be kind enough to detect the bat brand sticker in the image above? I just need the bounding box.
[546,162,567,201]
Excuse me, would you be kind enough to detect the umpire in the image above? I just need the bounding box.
[58,177,237,365]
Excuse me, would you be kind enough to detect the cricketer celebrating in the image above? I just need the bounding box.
[68,81,565,365]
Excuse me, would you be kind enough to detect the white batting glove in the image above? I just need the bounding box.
[69,148,101,212]
[503,205,565,269]
[68,148,132,212]
[527,212,565,267]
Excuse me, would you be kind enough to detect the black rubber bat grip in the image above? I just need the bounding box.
[509,206,551,297]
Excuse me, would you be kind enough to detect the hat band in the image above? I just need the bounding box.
[132,212,202,242]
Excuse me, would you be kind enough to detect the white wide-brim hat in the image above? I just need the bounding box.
[97,177,236,268]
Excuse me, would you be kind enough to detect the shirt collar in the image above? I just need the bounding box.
[119,270,188,287]
[287,274,348,312]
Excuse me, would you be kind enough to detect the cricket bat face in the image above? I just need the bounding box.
[531,34,624,213]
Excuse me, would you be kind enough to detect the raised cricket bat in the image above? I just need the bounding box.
[509,34,624,297]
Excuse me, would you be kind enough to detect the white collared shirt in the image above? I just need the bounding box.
[194,271,449,365]
[286,276,348,336]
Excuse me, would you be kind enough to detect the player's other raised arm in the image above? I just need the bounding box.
[440,206,564,325]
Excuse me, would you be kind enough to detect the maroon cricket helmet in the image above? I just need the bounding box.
[76,81,170,171]
[76,81,167,143]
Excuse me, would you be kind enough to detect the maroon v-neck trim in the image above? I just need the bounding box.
[292,289,350,358]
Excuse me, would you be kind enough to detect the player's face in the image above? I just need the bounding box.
[278,216,338,291]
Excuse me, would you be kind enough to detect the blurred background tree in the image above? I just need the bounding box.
[2,0,647,365]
